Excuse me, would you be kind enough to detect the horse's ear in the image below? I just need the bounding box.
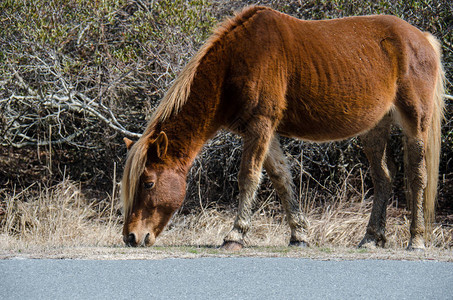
[154,131,168,159]
[123,137,134,150]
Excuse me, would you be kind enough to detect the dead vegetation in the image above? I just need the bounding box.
[0,0,452,256]
[1,177,451,255]
[0,180,121,249]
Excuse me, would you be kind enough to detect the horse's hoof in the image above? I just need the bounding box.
[406,245,425,252]
[289,240,309,248]
[358,238,377,249]
[358,234,385,249]
[221,241,244,251]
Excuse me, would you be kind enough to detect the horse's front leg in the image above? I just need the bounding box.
[222,119,274,250]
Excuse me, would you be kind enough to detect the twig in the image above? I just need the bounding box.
[1,125,97,148]
[8,92,141,141]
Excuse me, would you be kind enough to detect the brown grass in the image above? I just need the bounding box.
[0,180,121,251]
[1,178,451,258]
[159,192,452,250]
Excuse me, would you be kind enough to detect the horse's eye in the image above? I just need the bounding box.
[144,182,155,190]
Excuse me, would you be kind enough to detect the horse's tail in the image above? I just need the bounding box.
[423,32,446,225]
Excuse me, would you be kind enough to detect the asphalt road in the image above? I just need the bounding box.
[2,258,452,299]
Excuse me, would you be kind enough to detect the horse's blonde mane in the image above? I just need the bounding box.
[121,6,270,217]
[146,5,270,130]
[121,137,149,217]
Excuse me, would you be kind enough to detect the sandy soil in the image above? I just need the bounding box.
[1,245,452,261]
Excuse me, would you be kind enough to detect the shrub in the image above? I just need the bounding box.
[0,0,451,215]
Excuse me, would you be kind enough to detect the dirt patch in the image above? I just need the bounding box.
[1,245,452,261]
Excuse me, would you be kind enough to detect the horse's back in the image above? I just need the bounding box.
[277,15,405,140]
[221,8,437,141]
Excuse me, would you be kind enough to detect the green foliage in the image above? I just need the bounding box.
[319,247,333,253]
[149,0,216,43]
[0,0,216,87]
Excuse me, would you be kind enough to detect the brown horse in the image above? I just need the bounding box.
[121,6,445,250]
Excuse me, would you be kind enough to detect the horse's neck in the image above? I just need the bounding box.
[157,42,228,171]
[160,76,224,171]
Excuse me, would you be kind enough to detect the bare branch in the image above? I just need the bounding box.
[1,125,97,148]
[8,93,141,140]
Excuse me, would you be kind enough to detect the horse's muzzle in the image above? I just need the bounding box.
[123,232,151,247]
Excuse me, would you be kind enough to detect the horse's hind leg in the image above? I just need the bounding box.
[263,136,309,247]
[400,117,433,251]
[222,118,274,250]
[404,133,429,250]
[359,114,394,248]
[396,73,437,250]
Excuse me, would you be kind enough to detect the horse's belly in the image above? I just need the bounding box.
[277,97,391,142]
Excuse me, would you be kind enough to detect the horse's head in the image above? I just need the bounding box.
[121,132,186,247]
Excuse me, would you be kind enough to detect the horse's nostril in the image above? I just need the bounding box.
[124,233,136,246]
[144,233,150,245]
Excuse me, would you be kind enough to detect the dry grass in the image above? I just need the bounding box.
[0,180,122,251]
[1,179,451,259]
[160,195,452,251]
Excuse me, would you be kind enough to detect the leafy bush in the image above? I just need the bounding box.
[0,0,451,216]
